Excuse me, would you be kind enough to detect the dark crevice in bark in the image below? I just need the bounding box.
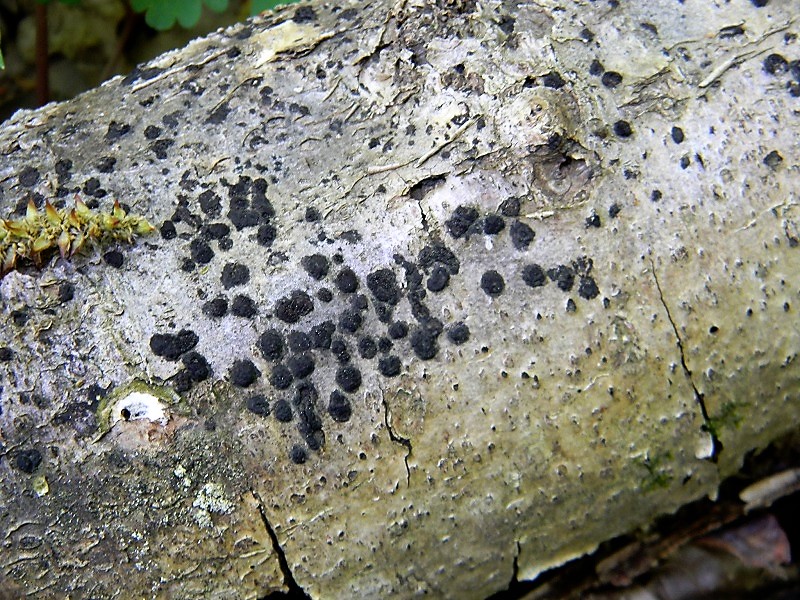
[251,491,310,599]
[651,265,722,462]
[382,396,412,486]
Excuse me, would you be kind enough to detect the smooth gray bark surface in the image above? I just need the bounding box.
[0,0,798,597]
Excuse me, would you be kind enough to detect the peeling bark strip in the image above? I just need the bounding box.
[0,1,798,598]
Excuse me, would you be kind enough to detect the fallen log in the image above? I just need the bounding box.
[0,0,798,597]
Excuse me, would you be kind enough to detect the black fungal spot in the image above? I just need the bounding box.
[103,250,124,268]
[288,331,312,352]
[566,298,577,312]
[55,158,72,179]
[589,59,604,76]
[651,190,663,202]
[203,296,228,318]
[334,268,359,293]
[378,337,393,353]
[447,322,470,345]
[445,205,480,239]
[144,125,162,140]
[18,166,40,187]
[578,276,600,299]
[294,382,322,432]
[480,270,505,297]
[548,265,575,291]
[150,139,174,159]
[509,220,535,250]
[270,364,294,389]
[57,282,75,303]
[220,262,249,288]
[585,212,601,228]
[499,197,520,217]
[388,321,409,339]
[273,399,293,422]
[613,120,633,137]
[601,71,623,88]
[367,268,401,305]
[0,347,14,362]
[671,126,685,144]
[542,71,566,89]
[11,310,28,327]
[105,121,131,141]
[293,5,316,22]
[328,391,352,422]
[317,288,333,303]
[305,207,321,222]
[378,355,402,377]
[410,325,440,360]
[374,302,394,323]
[199,190,222,216]
[301,254,330,280]
[609,204,621,218]
[350,294,369,311]
[522,264,547,288]
[336,365,362,393]
[763,53,789,75]
[190,239,214,264]
[173,369,193,394]
[338,309,363,334]
[418,244,460,275]
[231,295,258,318]
[258,330,285,361]
[289,445,308,464]
[426,266,450,292]
[310,322,335,349]
[182,351,210,381]
[274,291,314,324]
[358,336,377,359]
[287,353,315,379]
[207,103,231,125]
[246,394,270,416]
[228,206,260,230]
[83,177,105,197]
[483,215,506,234]
[14,449,42,473]
[202,222,231,240]
[254,223,275,247]
[331,339,350,363]
[150,329,198,361]
[229,359,260,387]
[160,220,177,240]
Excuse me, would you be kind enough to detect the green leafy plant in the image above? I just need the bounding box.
[0,0,297,76]
[130,0,229,30]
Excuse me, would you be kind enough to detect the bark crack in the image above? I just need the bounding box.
[382,396,412,486]
[251,490,310,599]
[651,265,722,461]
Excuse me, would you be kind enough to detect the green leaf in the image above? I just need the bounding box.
[251,0,294,15]
[205,0,229,12]
[130,0,229,31]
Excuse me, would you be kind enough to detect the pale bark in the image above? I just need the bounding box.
[0,0,798,597]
